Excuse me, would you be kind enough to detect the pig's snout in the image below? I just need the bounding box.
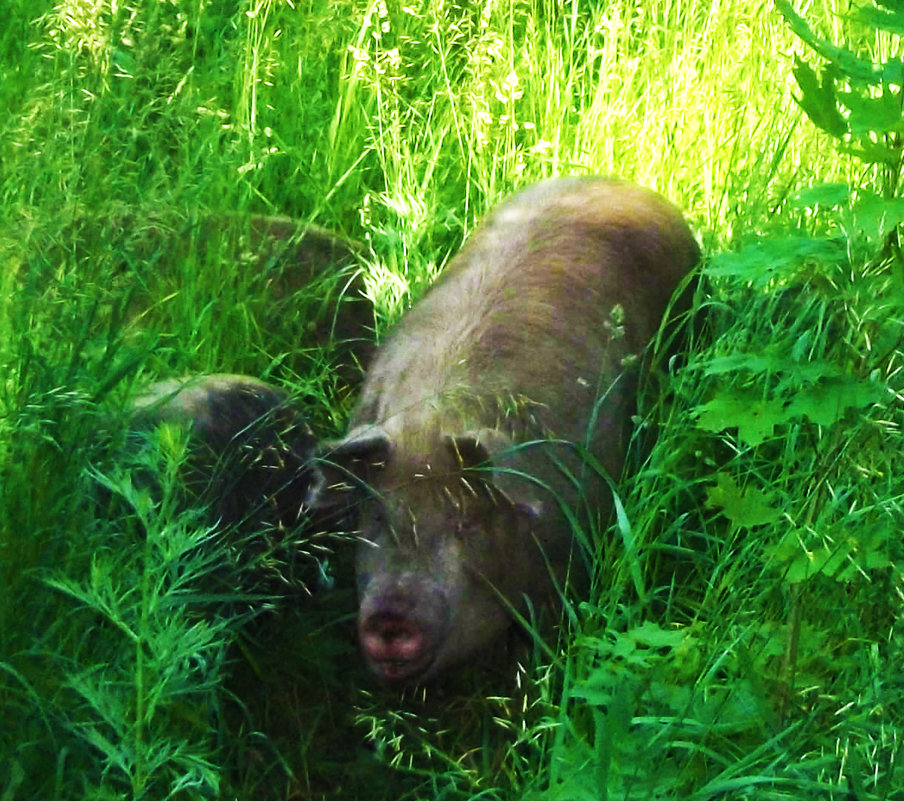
[360,612,428,681]
[358,582,449,683]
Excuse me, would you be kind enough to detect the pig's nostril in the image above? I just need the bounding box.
[361,613,424,665]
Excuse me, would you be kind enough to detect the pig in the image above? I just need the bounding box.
[209,217,375,382]
[130,373,324,535]
[18,211,374,385]
[128,373,354,597]
[318,177,699,683]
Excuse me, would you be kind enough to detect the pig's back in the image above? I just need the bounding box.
[353,177,698,458]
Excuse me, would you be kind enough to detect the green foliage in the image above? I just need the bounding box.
[2,0,904,799]
[776,0,904,194]
[2,433,233,799]
[532,621,780,801]
[589,193,904,797]
[693,238,889,448]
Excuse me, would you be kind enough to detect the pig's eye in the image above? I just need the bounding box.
[454,517,480,539]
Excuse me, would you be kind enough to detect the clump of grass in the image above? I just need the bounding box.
[0,415,235,799]
[44,431,233,799]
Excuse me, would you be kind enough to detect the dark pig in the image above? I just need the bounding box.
[130,373,324,532]
[127,373,357,598]
[321,178,699,683]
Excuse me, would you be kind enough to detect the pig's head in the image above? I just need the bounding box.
[130,374,324,530]
[318,427,547,683]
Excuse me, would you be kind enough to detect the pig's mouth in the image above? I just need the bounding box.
[359,610,441,683]
[373,658,431,683]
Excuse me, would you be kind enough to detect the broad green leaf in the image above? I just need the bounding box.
[694,353,772,376]
[843,140,903,166]
[705,237,845,287]
[835,548,892,581]
[776,527,893,583]
[705,473,781,528]
[695,391,789,446]
[786,377,885,426]
[692,351,838,386]
[842,193,904,245]
[691,680,769,731]
[781,543,857,583]
[881,57,904,85]
[789,183,852,209]
[838,85,904,137]
[776,0,885,83]
[791,57,848,138]
[626,620,686,649]
[775,360,844,388]
[775,533,841,583]
[858,5,904,36]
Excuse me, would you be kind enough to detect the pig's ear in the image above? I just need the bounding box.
[444,431,544,520]
[328,425,391,460]
[310,425,391,508]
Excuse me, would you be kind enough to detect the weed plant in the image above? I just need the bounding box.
[1,0,902,799]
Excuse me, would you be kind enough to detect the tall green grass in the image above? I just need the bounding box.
[1,0,901,799]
